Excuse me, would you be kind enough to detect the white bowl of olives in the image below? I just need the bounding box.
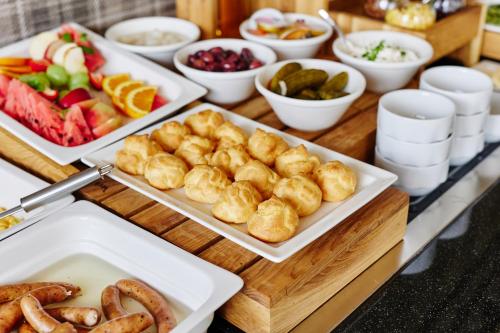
[255,59,366,132]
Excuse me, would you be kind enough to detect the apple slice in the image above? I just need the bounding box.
[64,47,86,74]
[53,42,77,66]
[44,39,65,60]
[29,32,58,60]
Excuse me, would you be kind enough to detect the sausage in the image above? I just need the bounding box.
[0,282,80,303]
[88,312,153,333]
[50,322,77,333]
[101,285,127,320]
[0,285,69,333]
[21,294,60,333]
[19,322,38,333]
[46,307,101,327]
[116,279,176,333]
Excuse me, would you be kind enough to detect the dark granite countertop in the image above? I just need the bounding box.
[334,180,500,333]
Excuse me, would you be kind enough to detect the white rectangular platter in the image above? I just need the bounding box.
[0,200,243,333]
[0,158,74,241]
[83,103,398,262]
[0,22,206,165]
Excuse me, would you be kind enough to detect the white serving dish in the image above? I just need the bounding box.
[255,59,366,132]
[105,17,200,67]
[485,92,500,142]
[333,30,433,93]
[376,130,452,167]
[375,148,449,197]
[450,131,485,166]
[83,103,397,263]
[0,22,206,165]
[420,66,493,116]
[377,89,456,143]
[0,201,243,333]
[0,158,74,241]
[174,38,276,104]
[239,13,333,60]
[455,109,488,137]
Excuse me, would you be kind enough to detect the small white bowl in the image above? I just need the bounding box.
[376,130,452,167]
[420,66,493,116]
[485,92,500,143]
[255,59,366,132]
[378,89,456,143]
[239,13,333,60]
[174,39,277,104]
[375,148,449,197]
[455,109,488,137]
[105,17,200,66]
[333,30,433,93]
[449,131,485,166]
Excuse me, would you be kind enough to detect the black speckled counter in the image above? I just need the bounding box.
[334,181,500,333]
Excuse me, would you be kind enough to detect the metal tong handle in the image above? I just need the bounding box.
[0,164,113,220]
[318,9,348,47]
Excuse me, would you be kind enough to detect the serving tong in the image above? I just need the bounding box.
[0,164,113,220]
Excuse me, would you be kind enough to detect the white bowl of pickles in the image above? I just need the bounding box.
[255,59,366,132]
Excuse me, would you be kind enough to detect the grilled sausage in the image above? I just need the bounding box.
[46,307,101,327]
[116,279,176,333]
[101,285,127,320]
[0,285,69,333]
[0,283,80,303]
[21,294,60,333]
[88,312,153,333]
[50,322,77,333]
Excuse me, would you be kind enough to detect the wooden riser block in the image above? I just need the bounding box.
[220,188,408,333]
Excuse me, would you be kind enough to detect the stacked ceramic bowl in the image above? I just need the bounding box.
[420,66,493,166]
[375,89,456,196]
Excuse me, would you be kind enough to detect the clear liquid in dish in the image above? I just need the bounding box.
[25,254,191,333]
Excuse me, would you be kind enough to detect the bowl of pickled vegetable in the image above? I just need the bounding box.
[255,59,366,131]
[240,9,332,60]
[174,38,276,104]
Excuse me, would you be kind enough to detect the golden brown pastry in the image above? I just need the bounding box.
[144,152,189,190]
[214,121,248,150]
[174,135,215,168]
[116,135,162,175]
[184,165,231,204]
[234,160,280,199]
[247,128,288,166]
[247,196,299,243]
[273,175,322,217]
[151,121,191,153]
[275,144,321,178]
[184,109,224,138]
[212,181,263,224]
[206,144,252,178]
[313,161,357,202]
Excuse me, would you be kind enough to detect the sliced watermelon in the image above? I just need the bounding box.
[151,94,168,111]
[0,74,11,109]
[62,105,94,146]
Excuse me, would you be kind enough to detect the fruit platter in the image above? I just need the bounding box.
[0,23,206,165]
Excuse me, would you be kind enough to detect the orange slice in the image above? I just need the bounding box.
[102,73,130,96]
[0,58,29,66]
[112,80,143,110]
[124,86,157,119]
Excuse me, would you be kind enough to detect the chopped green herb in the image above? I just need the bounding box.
[80,33,88,42]
[400,50,406,57]
[61,32,73,42]
[81,46,94,55]
[362,40,385,61]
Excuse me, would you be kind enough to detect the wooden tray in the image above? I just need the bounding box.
[482,30,500,61]
[0,73,409,333]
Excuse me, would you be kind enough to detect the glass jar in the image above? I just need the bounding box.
[364,0,399,19]
[385,1,436,30]
[433,0,466,19]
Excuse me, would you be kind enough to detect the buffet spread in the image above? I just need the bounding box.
[0,4,498,333]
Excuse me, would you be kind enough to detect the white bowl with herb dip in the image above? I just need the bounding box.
[333,30,433,93]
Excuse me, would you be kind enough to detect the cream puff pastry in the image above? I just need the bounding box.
[212,181,262,224]
[247,128,288,166]
[214,121,248,150]
[184,165,231,204]
[184,109,224,138]
[313,161,357,202]
[273,175,322,217]
[206,144,252,178]
[234,160,280,199]
[144,152,189,190]
[116,135,162,175]
[275,144,321,178]
[174,135,215,168]
[151,121,191,153]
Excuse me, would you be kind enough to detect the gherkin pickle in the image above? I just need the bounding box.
[269,62,302,93]
[294,89,320,100]
[318,71,349,93]
[319,90,349,100]
[279,69,328,97]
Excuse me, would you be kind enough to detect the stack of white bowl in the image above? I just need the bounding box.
[375,90,456,196]
[420,66,493,166]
